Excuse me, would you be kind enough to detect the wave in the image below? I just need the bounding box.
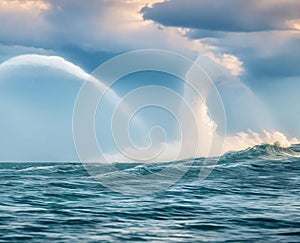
[81,143,300,192]
[17,163,82,173]
[222,143,300,161]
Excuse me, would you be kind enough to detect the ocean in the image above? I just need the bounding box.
[1,144,300,242]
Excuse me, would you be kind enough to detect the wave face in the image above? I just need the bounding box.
[1,143,299,241]
[221,143,300,161]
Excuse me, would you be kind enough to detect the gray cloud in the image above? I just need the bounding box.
[141,0,300,32]
[246,50,300,79]
[210,32,300,79]
[0,0,201,55]
[141,0,300,80]
[187,29,226,39]
[0,0,117,50]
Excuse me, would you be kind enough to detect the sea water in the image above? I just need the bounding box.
[0,144,299,242]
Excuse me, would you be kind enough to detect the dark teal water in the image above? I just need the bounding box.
[1,144,300,242]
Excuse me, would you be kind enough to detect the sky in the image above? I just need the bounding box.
[0,0,299,161]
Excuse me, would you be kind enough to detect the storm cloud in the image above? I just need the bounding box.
[141,0,300,80]
[141,0,300,32]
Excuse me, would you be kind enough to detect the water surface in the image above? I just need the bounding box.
[1,144,300,242]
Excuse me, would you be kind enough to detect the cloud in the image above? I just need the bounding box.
[0,0,50,47]
[0,0,243,76]
[0,0,207,55]
[242,33,300,78]
[202,31,300,79]
[141,0,300,32]
[140,0,300,79]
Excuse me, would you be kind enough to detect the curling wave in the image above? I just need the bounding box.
[222,143,300,161]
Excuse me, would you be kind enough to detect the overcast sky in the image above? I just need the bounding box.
[0,0,299,161]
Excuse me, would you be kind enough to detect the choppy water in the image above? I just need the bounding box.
[1,144,300,242]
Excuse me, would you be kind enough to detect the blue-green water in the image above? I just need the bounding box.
[1,144,300,242]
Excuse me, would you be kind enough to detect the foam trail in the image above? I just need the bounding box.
[224,130,299,152]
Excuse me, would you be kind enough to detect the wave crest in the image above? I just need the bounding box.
[223,143,300,161]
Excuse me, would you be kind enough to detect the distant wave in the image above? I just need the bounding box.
[222,143,300,161]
